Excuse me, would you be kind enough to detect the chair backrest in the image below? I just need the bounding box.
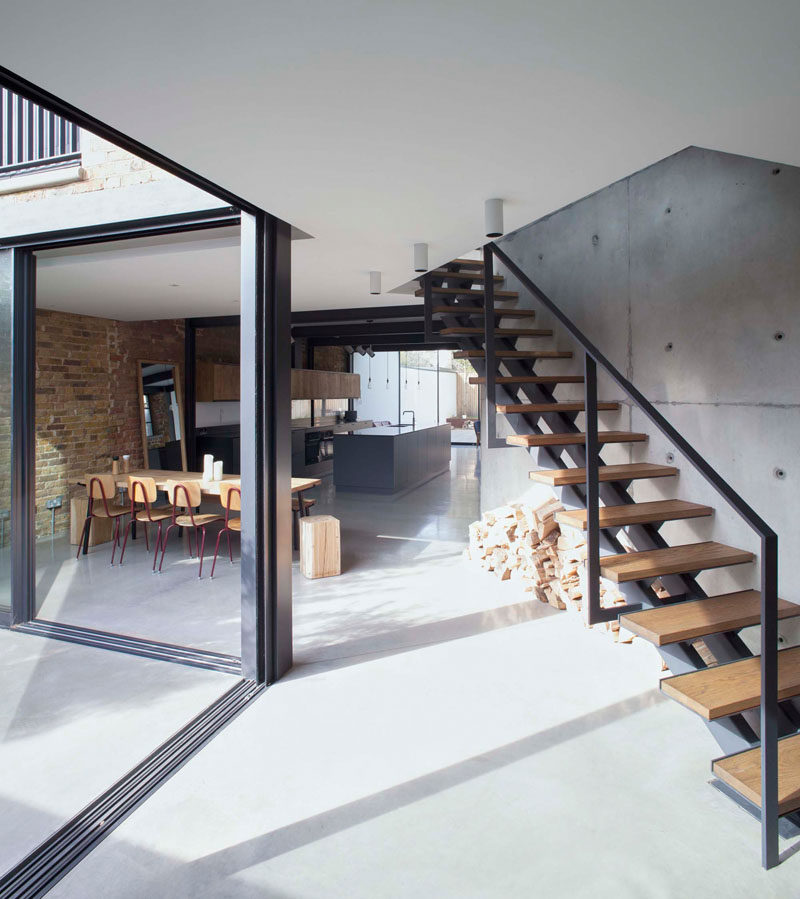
[165,479,202,508]
[128,476,158,505]
[86,474,116,501]
[220,481,241,513]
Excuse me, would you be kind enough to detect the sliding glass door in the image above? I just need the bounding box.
[0,250,10,616]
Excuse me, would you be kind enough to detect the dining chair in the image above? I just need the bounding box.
[158,480,223,577]
[210,481,241,578]
[119,476,174,571]
[291,495,317,550]
[75,474,129,564]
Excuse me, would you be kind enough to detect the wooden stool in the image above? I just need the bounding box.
[292,496,316,550]
[299,515,341,579]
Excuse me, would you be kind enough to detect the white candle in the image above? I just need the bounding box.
[203,454,214,482]
[213,460,223,481]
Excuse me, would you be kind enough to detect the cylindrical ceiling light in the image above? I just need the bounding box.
[413,242,428,273]
[369,271,381,295]
[484,198,504,238]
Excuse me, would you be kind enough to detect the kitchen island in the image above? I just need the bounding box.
[333,424,451,494]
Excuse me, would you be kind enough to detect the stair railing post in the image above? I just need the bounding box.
[483,244,501,448]
[761,531,779,868]
[584,352,601,626]
[423,273,433,342]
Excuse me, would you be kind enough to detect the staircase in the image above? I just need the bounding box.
[419,247,798,869]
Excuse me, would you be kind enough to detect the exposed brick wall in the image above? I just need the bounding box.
[313,345,349,372]
[196,326,239,363]
[36,310,184,537]
[0,131,174,207]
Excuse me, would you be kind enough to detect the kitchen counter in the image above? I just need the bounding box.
[333,424,451,494]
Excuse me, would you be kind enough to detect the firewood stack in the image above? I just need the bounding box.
[465,499,634,642]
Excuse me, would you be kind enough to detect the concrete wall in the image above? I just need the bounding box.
[482,146,800,604]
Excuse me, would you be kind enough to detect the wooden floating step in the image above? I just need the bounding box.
[497,400,617,412]
[556,499,712,530]
[619,590,800,646]
[441,327,552,337]
[428,270,503,282]
[448,258,484,269]
[432,306,537,318]
[506,431,648,448]
[455,350,572,360]
[713,734,800,816]
[662,646,800,720]
[530,462,678,486]
[415,287,519,299]
[599,541,755,584]
[470,375,584,385]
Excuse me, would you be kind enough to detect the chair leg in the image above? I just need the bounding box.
[226,528,233,563]
[152,522,163,572]
[198,526,207,578]
[110,517,121,565]
[119,519,133,565]
[292,509,299,551]
[143,522,150,552]
[159,524,177,573]
[76,517,90,560]
[188,527,196,558]
[210,527,225,579]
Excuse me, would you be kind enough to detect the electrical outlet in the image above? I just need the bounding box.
[46,496,63,510]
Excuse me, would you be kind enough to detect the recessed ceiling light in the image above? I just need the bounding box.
[169,282,180,288]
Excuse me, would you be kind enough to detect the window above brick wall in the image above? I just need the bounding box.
[1,87,81,177]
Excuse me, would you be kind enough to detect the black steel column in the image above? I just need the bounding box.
[761,531,779,868]
[11,247,35,625]
[483,245,500,448]
[240,212,293,684]
[183,321,197,471]
[584,353,601,627]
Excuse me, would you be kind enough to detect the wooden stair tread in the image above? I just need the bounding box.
[556,499,712,530]
[428,270,503,282]
[713,734,800,815]
[497,401,618,412]
[662,646,800,720]
[432,306,537,317]
[530,462,678,486]
[455,350,572,359]
[620,591,800,646]
[599,541,754,584]
[507,431,647,448]
[439,327,552,336]
[469,375,584,385]
[448,258,484,269]
[415,286,519,299]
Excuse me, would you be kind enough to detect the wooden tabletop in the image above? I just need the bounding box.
[73,470,320,496]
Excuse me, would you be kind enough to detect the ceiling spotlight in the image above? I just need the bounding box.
[344,345,355,354]
[356,345,367,355]
[484,198,504,238]
[369,271,381,295]
[413,243,428,273]
[366,346,375,357]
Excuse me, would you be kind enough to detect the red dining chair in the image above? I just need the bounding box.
[75,474,129,564]
[119,476,174,570]
[210,481,241,578]
[158,480,223,578]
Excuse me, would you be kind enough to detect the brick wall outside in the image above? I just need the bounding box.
[312,345,349,372]
[0,130,173,208]
[36,309,184,537]
[196,326,239,363]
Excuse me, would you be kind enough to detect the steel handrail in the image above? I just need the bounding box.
[487,240,779,869]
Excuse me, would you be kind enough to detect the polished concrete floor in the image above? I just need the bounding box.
[46,445,800,897]
[35,524,242,656]
[0,629,237,875]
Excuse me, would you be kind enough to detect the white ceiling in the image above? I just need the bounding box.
[3,1,800,311]
[36,229,240,320]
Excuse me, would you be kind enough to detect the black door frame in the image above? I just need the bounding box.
[0,65,293,685]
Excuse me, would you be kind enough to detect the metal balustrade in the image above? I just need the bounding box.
[1,87,80,175]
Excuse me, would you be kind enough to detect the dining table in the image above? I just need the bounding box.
[72,471,322,551]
